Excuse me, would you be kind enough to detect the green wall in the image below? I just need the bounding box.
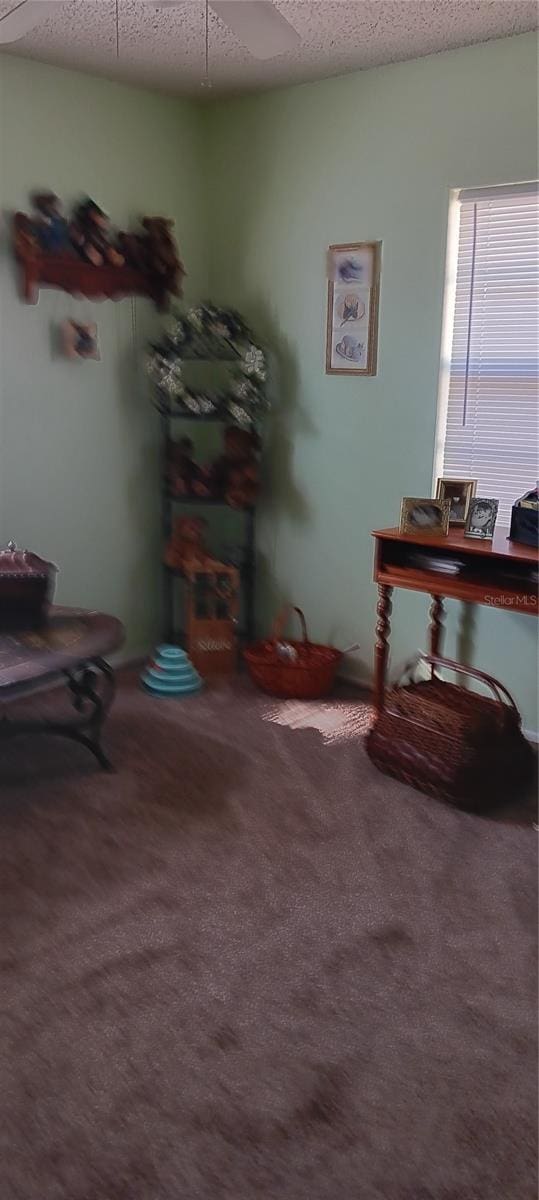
[0,36,537,728]
[0,55,206,654]
[204,32,538,730]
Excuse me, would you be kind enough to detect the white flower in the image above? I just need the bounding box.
[227,401,251,428]
[159,361,183,399]
[188,308,203,331]
[233,379,250,400]
[169,321,186,347]
[243,345,266,378]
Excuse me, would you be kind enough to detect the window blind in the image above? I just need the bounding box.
[441,182,539,525]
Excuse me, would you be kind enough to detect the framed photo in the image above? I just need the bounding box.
[465,497,499,540]
[400,497,451,536]
[326,241,381,376]
[436,478,476,525]
[61,320,100,361]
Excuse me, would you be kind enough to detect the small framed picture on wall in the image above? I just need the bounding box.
[325,241,381,376]
[61,319,100,361]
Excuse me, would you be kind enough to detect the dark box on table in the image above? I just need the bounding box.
[0,542,57,629]
[509,489,539,548]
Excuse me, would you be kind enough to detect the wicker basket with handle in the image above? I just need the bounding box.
[244,605,342,699]
[367,652,534,811]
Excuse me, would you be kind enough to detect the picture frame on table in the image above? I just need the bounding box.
[435,478,477,526]
[465,497,499,540]
[325,241,381,376]
[399,497,451,537]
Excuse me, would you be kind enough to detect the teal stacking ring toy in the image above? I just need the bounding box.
[141,645,202,697]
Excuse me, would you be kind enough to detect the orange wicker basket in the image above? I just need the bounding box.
[244,606,342,699]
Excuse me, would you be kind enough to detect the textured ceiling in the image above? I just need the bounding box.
[0,1,536,97]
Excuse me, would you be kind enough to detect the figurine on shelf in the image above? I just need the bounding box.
[118,230,147,271]
[166,437,210,498]
[142,216,185,298]
[70,198,125,268]
[30,191,72,254]
[164,516,223,575]
[210,425,261,509]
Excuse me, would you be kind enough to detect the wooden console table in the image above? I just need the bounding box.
[372,526,538,710]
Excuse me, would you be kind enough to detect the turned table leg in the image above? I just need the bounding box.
[457,601,475,677]
[374,584,393,712]
[429,594,445,662]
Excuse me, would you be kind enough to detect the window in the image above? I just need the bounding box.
[435,182,538,525]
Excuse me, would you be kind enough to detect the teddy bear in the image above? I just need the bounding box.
[210,425,261,509]
[164,516,222,576]
[166,437,210,499]
[70,198,125,268]
[30,191,72,254]
[117,230,148,271]
[142,216,185,297]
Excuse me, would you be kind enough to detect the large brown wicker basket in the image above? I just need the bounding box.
[244,606,342,699]
[367,653,534,812]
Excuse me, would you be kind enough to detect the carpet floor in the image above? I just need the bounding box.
[1,671,537,1200]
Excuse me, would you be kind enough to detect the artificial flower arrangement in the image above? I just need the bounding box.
[146,303,268,428]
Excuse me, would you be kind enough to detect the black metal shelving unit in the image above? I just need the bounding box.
[158,402,256,646]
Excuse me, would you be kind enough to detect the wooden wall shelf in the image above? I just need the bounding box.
[13,213,167,309]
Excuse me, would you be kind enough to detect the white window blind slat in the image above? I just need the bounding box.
[441,184,539,524]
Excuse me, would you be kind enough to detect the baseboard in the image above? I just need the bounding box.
[337,661,371,692]
[109,646,150,670]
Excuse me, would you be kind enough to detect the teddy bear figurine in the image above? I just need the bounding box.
[142,216,185,298]
[30,191,72,254]
[210,425,261,510]
[166,437,210,499]
[117,230,147,271]
[70,198,125,268]
[164,516,224,576]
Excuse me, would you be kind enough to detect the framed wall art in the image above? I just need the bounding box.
[325,241,381,376]
[61,319,100,361]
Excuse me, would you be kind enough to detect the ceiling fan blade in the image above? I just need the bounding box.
[210,1,300,60]
[0,1,60,44]
[140,3,299,60]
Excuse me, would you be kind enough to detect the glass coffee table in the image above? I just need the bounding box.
[0,606,124,770]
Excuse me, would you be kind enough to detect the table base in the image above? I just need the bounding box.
[0,657,115,770]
